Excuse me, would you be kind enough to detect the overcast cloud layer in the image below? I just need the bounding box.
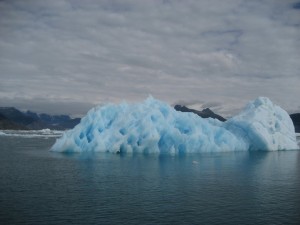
[0,0,299,117]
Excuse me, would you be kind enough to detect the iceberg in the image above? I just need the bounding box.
[51,97,298,154]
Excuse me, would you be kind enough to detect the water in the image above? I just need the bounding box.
[0,135,300,225]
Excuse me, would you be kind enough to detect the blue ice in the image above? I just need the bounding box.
[51,97,298,154]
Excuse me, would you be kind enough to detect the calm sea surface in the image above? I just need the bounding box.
[0,135,300,225]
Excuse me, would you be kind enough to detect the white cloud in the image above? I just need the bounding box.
[0,0,299,116]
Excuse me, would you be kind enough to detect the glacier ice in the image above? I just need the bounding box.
[0,129,64,138]
[51,97,298,154]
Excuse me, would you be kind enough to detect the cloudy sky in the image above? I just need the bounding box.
[0,0,299,117]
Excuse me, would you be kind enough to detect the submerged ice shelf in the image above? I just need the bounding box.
[51,97,298,153]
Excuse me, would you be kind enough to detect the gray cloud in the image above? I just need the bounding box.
[0,0,299,116]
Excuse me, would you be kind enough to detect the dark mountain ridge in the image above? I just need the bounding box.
[290,113,300,133]
[0,113,28,130]
[0,107,80,130]
[174,105,226,122]
[25,111,72,124]
[0,107,37,126]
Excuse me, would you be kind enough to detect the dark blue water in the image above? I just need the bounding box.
[0,136,300,225]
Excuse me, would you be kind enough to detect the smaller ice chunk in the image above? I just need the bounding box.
[225,97,298,151]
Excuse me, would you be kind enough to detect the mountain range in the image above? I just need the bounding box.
[0,107,80,130]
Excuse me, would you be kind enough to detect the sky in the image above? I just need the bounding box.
[0,0,299,117]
